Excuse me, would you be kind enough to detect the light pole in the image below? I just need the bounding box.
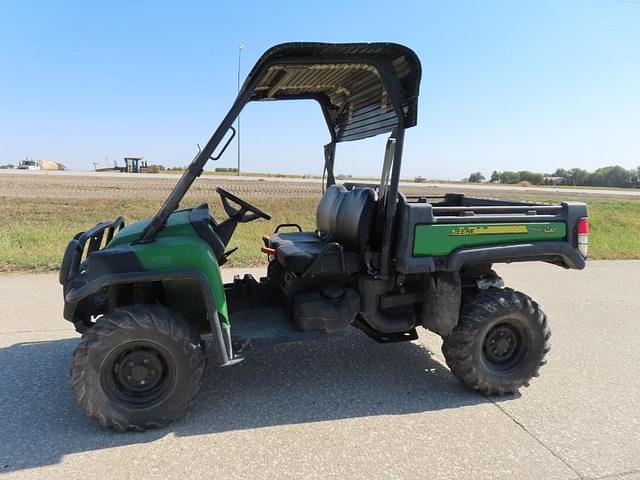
[237,43,244,176]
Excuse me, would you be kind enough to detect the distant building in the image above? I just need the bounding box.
[544,176,567,185]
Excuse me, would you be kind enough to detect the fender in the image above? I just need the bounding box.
[444,241,586,271]
[65,270,234,366]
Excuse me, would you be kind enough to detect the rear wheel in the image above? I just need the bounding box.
[442,288,550,395]
[71,304,206,431]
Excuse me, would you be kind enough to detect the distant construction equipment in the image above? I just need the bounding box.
[94,156,159,174]
[17,158,65,170]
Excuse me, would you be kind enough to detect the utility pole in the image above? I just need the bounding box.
[237,43,244,176]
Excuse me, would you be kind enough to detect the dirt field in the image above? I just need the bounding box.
[1,171,639,271]
[2,171,639,203]
[0,173,323,200]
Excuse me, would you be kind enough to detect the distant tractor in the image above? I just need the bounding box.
[94,156,157,174]
[123,156,148,173]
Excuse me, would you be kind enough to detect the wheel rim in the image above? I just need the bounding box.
[101,342,175,408]
[482,321,529,372]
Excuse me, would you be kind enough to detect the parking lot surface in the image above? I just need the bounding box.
[1,261,638,479]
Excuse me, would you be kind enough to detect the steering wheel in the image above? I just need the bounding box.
[216,187,271,223]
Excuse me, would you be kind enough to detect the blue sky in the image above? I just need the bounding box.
[1,0,638,179]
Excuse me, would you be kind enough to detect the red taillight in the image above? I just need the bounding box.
[576,217,589,258]
[577,217,589,235]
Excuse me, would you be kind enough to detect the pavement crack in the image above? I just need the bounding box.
[486,396,585,479]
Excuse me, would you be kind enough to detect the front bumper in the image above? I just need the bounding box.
[59,217,125,287]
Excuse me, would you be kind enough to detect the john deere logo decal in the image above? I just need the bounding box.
[449,225,529,236]
[448,225,560,236]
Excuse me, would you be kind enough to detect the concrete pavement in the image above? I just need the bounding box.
[0,262,639,479]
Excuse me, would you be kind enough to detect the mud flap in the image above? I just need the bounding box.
[422,272,462,337]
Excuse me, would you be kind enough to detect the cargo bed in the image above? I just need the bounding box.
[395,193,588,273]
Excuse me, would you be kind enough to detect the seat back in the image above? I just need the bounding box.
[316,185,346,236]
[316,185,376,251]
[335,187,376,250]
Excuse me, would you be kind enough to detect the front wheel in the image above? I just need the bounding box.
[442,288,550,395]
[71,304,206,431]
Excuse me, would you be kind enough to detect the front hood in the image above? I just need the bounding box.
[108,209,196,247]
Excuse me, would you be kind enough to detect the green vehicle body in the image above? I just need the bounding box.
[413,222,567,257]
[58,42,591,431]
[81,211,578,342]
[57,41,589,378]
[107,215,569,329]
[108,210,229,328]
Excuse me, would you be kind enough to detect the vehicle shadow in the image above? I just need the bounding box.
[0,331,510,473]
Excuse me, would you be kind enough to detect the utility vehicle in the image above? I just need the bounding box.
[60,43,589,431]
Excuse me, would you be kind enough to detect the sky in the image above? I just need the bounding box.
[1,0,639,179]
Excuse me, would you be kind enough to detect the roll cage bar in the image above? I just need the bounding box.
[137,42,421,276]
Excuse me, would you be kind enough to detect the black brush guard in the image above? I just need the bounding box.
[59,217,125,286]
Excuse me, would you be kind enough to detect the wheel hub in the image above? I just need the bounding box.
[116,349,164,393]
[484,324,519,364]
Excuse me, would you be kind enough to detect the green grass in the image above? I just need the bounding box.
[0,196,318,272]
[0,195,638,272]
[586,200,640,259]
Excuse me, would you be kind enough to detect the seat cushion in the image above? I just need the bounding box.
[276,241,362,276]
[269,231,321,249]
[270,185,374,277]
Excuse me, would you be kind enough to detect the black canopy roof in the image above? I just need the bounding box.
[243,42,422,142]
[138,42,421,243]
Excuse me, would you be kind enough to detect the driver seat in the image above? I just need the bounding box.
[268,184,345,249]
[271,185,376,276]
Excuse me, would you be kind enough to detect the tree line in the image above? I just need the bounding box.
[466,165,640,188]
